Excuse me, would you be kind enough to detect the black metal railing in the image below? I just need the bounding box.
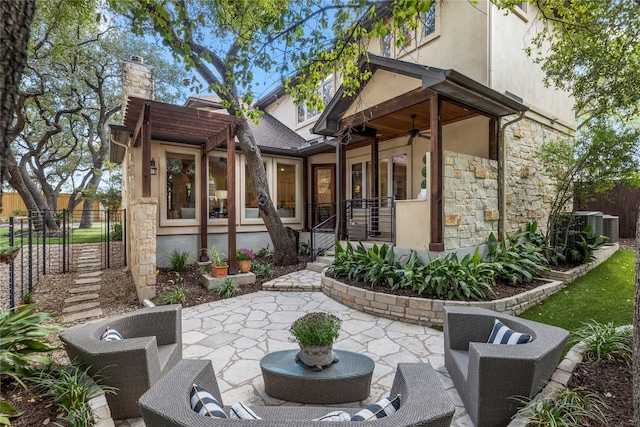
[310,214,337,262]
[344,197,396,244]
[1,209,126,310]
[306,202,337,230]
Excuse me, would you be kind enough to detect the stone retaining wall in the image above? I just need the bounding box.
[321,244,618,327]
[321,274,564,327]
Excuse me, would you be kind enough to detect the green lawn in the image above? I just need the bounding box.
[0,225,108,246]
[520,248,635,332]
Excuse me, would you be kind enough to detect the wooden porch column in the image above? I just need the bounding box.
[337,139,346,239]
[429,95,444,251]
[132,102,151,197]
[226,126,237,272]
[371,134,379,235]
[199,147,209,261]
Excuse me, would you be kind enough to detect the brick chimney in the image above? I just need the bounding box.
[121,56,154,124]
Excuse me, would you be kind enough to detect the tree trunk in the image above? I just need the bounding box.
[0,0,36,214]
[5,151,57,229]
[634,210,639,427]
[236,120,298,265]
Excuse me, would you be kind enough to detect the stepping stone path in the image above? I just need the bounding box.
[62,246,104,324]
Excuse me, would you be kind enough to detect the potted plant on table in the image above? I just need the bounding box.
[236,248,254,273]
[290,312,342,371]
[208,245,228,277]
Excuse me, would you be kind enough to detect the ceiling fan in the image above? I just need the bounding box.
[406,114,430,145]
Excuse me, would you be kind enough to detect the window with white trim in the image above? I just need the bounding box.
[296,77,334,124]
[165,152,197,220]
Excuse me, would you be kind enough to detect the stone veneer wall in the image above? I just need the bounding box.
[129,198,157,303]
[443,150,499,249]
[503,116,566,235]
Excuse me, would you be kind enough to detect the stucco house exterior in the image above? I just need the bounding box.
[110,1,575,301]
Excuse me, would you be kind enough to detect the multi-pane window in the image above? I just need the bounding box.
[244,162,266,219]
[350,154,407,206]
[276,162,296,218]
[297,77,334,124]
[422,2,436,38]
[208,155,228,218]
[166,153,196,220]
[380,32,392,57]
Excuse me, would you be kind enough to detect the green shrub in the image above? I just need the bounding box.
[418,249,494,300]
[257,245,274,259]
[31,363,116,427]
[570,321,632,365]
[0,305,61,386]
[484,232,547,285]
[155,286,188,305]
[167,249,190,272]
[110,223,123,241]
[0,399,22,426]
[514,386,606,426]
[215,278,239,299]
[251,261,274,278]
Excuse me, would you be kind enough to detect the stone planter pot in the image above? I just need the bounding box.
[296,344,338,371]
[238,260,251,273]
[211,265,229,278]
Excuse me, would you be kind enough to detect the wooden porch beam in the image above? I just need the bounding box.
[429,95,444,252]
[140,103,152,198]
[132,101,150,148]
[226,125,237,271]
[337,140,346,239]
[199,145,209,262]
[340,87,436,130]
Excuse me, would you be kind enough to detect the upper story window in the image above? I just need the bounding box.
[422,2,436,38]
[297,77,334,124]
[380,32,392,57]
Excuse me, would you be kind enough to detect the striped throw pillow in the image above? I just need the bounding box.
[488,319,532,345]
[190,384,227,418]
[313,411,351,421]
[229,402,262,420]
[351,394,401,421]
[100,327,123,341]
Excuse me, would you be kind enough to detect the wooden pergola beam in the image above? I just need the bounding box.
[429,95,444,251]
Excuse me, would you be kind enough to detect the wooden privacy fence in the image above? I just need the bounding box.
[1,193,103,221]
[574,184,640,238]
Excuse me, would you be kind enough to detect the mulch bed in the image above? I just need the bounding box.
[154,254,310,307]
[567,352,633,426]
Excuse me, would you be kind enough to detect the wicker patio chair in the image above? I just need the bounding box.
[444,306,569,427]
[138,358,455,426]
[59,304,182,420]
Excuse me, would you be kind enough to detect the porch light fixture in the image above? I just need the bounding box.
[150,158,158,175]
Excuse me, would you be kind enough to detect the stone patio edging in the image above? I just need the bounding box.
[320,243,619,327]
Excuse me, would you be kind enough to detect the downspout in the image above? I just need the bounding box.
[498,111,526,237]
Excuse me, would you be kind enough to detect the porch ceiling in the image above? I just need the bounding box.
[353,98,477,142]
[122,97,237,146]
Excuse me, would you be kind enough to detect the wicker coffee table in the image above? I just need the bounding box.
[260,349,374,404]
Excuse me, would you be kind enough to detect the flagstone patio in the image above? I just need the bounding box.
[114,270,474,426]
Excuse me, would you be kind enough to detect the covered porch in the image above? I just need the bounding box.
[312,54,527,253]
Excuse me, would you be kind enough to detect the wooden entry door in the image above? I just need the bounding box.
[312,165,335,226]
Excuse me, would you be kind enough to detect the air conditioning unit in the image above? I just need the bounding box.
[573,211,603,236]
[602,215,619,243]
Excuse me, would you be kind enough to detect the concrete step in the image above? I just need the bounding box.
[305,262,327,273]
[316,255,335,265]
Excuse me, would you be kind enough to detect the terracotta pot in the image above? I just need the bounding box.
[211,265,228,278]
[238,260,251,273]
[297,344,337,371]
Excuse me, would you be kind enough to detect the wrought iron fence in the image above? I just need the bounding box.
[1,209,126,310]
